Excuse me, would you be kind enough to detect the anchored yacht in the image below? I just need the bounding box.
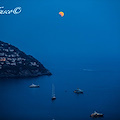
[74,88,83,94]
[29,83,39,88]
[90,111,104,117]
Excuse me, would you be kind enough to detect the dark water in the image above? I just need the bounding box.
[0,0,120,120]
[0,58,120,120]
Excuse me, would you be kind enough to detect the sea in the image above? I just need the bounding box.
[0,0,120,120]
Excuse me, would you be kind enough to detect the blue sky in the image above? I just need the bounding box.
[0,0,120,60]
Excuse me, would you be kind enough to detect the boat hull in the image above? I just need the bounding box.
[29,85,40,88]
[51,97,56,100]
[74,91,83,94]
[90,114,104,118]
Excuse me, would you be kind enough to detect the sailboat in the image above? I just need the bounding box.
[51,84,56,100]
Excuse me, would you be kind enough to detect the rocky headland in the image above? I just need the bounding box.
[0,41,52,78]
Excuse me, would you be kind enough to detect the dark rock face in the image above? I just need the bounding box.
[0,41,52,78]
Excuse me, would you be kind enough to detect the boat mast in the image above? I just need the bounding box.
[52,84,55,97]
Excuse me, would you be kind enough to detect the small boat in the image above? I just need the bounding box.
[51,84,56,100]
[29,83,39,88]
[74,88,83,94]
[90,111,104,118]
[52,96,56,100]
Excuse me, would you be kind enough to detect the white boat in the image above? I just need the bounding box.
[29,83,40,88]
[51,84,56,100]
[90,111,104,117]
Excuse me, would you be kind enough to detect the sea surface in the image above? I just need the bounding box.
[0,0,120,120]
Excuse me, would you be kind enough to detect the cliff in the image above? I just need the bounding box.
[0,41,52,78]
